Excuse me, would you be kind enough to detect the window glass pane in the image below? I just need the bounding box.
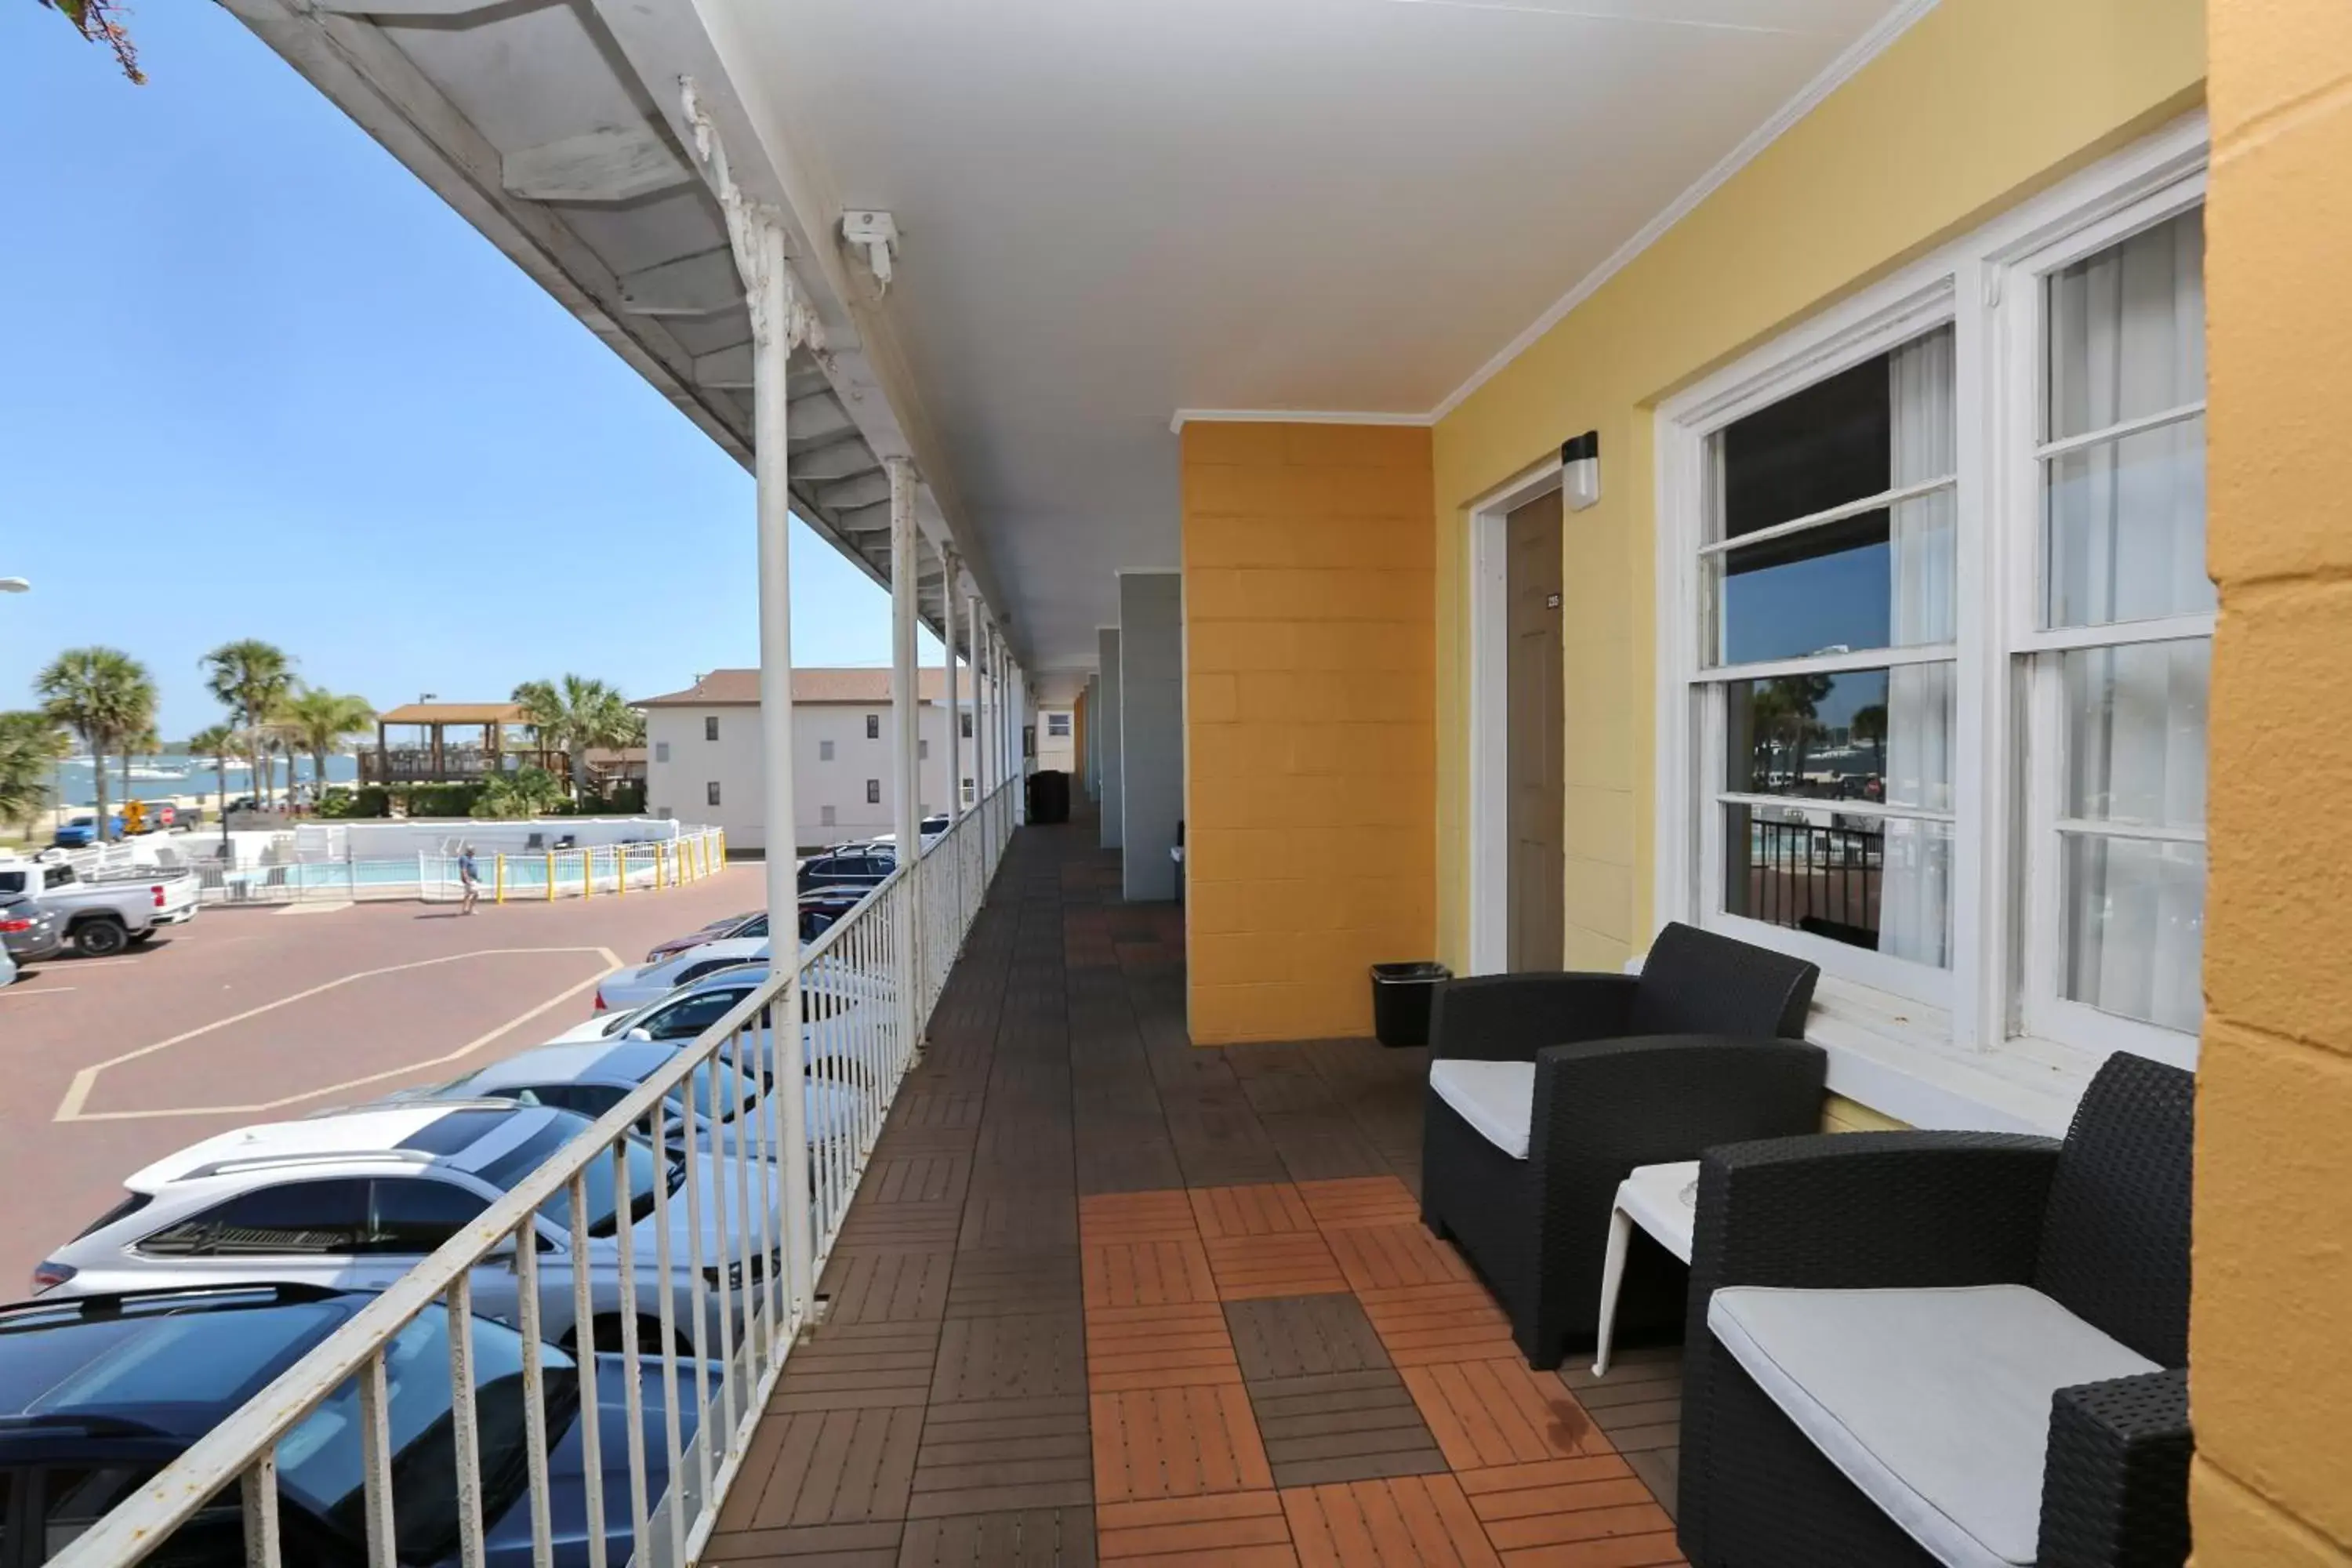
[1722,666,1951,811]
[2045,418,2212,627]
[2063,640,2209,829]
[2047,209,2205,441]
[43,1467,152,1557]
[366,1180,489,1255]
[143,1180,366,1256]
[1708,330,1954,665]
[1722,804,1951,965]
[2063,836,2204,1032]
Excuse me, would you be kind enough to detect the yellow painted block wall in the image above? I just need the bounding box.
[2191,3,2352,1559]
[1183,422,1437,1044]
[1427,0,2206,975]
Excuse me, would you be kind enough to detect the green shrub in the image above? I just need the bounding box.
[401,782,484,818]
[318,786,391,819]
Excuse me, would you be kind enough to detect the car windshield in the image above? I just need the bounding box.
[278,1305,572,1563]
[662,1058,766,1125]
[0,1298,347,1419]
[472,1113,680,1236]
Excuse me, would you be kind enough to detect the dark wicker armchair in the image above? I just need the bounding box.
[1418,923,1824,1369]
[1676,1050,2194,1568]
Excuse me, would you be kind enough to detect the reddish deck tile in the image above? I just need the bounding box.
[1295,1176,1421,1231]
[1325,1222,1477,1293]
[1205,1231,1349,1300]
[1096,1494,1297,1565]
[1189,1182,1318,1240]
[1401,1360,1610,1472]
[1280,1474,1502,1567]
[1081,1189,1203,1245]
[1086,1301,1244,1392]
[1356,1281,1521,1366]
[1091,1384,1276,1502]
[1083,1239,1220,1308]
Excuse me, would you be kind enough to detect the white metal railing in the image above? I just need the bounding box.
[55,778,1020,1568]
[169,829,728,906]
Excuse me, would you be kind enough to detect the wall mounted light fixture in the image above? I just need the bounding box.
[1560,430,1601,512]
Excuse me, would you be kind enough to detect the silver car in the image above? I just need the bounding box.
[0,895,64,967]
[34,1100,785,1357]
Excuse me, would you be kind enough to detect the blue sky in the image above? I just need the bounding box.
[0,2,920,741]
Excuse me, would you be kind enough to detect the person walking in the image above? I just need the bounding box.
[458,844,481,915]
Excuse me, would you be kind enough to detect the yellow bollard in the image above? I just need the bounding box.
[583,848,593,899]
[717,828,727,866]
[658,843,668,887]
[495,854,506,904]
[546,851,556,902]
[617,846,626,897]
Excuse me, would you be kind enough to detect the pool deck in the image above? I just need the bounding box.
[708,819,1688,1567]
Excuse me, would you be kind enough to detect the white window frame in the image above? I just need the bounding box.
[1653,114,2209,1082]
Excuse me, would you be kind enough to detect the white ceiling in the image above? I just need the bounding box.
[703,0,1912,674]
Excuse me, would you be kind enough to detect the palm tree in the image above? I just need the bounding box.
[512,676,646,800]
[201,640,296,810]
[187,723,239,820]
[284,688,376,801]
[36,648,155,843]
[0,712,69,838]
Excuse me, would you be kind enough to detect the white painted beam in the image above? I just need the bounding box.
[502,125,690,204]
[308,0,514,15]
[614,249,741,316]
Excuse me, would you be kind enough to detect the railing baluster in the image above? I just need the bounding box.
[357,1349,396,1568]
[514,1219,555,1568]
[447,1276,487,1568]
[681,1065,714,1507]
[650,1098,686,1568]
[239,1454,281,1568]
[612,1142,651,1563]
[568,1173,607,1568]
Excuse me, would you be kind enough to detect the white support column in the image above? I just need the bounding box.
[1011,663,1027,826]
[685,78,815,1321]
[942,549,962,823]
[968,592,989,808]
[887,458,921,1057]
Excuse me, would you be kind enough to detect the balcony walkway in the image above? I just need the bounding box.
[710,819,1687,1566]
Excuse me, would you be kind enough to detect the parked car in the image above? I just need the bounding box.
[0,894,67,969]
[794,845,895,892]
[798,885,868,939]
[403,1040,863,1158]
[36,1101,780,1358]
[641,886,873,967]
[644,908,761,964]
[594,938,894,1018]
[0,945,13,990]
[49,815,124,849]
[0,1281,690,1567]
[854,814,951,854]
[0,854,200,956]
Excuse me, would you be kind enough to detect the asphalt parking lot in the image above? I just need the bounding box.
[0,868,764,1292]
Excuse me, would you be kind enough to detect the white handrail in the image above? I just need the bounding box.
[53,778,1022,1568]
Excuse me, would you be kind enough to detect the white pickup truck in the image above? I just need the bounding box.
[0,856,201,957]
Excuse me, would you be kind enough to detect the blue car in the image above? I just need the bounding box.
[50,815,123,849]
[0,1283,695,1566]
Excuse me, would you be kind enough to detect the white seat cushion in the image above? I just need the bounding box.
[1428,1058,1535,1159]
[1709,1285,2162,1568]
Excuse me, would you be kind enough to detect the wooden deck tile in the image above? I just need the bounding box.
[898,1507,1097,1566]
[1187,1183,1317,1240]
[944,1249,1086,1319]
[1095,1494,1298,1565]
[1090,1384,1276,1502]
[835,1201,967,1252]
[863,1152,973,1207]
[1205,1231,1349,1300]
[1279,1474,1502,1568]
[907,1393,1095,1519]
[1325,1223,1476,1293]
[1083,1240,1219,1308]
[928,1312,1089,1405]
[1080,1189,1203,1246]
[1245,1370,1448,1488]
[1224,1294,1392,1382]
[705,1519,903,1564]
[1456,1457,1686,1564]
[1401,1360,1608,1472]
[1294,1176,1421,1232]
[770,1321,939,1413]
[822,1250,955,1324]
[1085,1301,1243,1392]
[721,1406,924,1530]
[961,1189,1083,1253]
[1356,1281,1521,1366]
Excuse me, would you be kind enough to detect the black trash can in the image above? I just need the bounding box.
[1370,961,1451,1047]
[1028,769,1070,823]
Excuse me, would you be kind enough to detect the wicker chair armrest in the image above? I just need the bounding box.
[1691,1133,2063,1296]
[1428,971,1641,1062]
[2038,1370,2192,1568]
[1526,1034,1826,1169]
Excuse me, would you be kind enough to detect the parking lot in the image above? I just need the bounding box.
[0,868,762,1291]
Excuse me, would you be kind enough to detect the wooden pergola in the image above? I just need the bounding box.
[365,701,566,786]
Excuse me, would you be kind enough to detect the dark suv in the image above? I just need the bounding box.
[0,1283,689,1566]
[795,846,895,891]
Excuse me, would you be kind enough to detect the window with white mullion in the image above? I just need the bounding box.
[2013,201,2212,1054]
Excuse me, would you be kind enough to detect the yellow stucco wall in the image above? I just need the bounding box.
[1428,0,2208,975]
[2190,2,2352,1559]
[1182,422,1438,1044]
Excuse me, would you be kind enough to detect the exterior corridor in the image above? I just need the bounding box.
[709,820,1686,1566]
